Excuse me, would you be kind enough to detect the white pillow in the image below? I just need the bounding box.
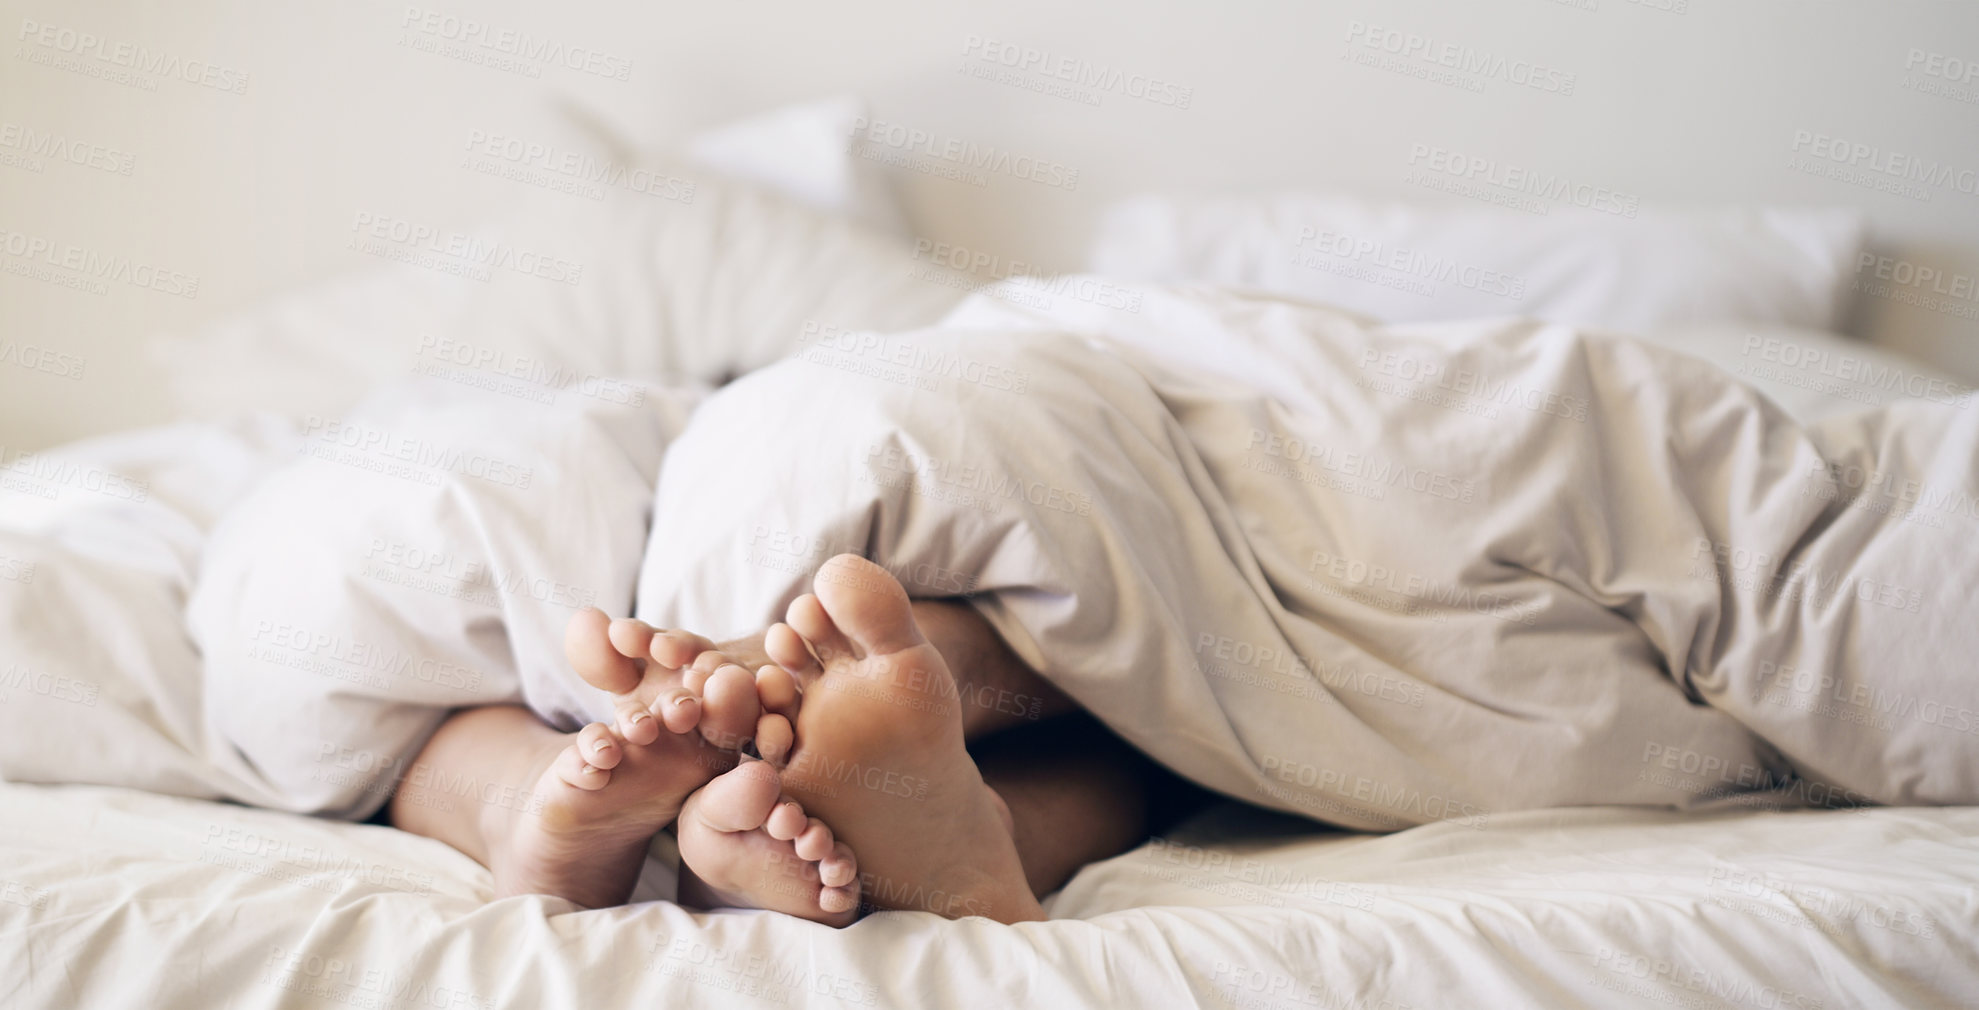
[683,95,906,236]
[151,104,956,421]
[1088,195,1866,334]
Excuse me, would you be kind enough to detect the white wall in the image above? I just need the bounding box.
[3,0,1976,449]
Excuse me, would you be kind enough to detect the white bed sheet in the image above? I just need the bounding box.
[1,782,1974,1008]
[4,317,1977,1009]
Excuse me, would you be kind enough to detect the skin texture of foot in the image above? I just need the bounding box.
[484,712,733,909]
[475,612,758,908]
[763,554,1046,923]
[676,760,861,926]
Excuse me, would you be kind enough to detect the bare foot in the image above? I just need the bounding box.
[566,608,789,757]
[763,554,1045,923]
[484,715,733,908]
[676,761,861,925]
[477,612,759,908]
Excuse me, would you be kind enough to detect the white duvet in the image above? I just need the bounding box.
[5,281,1979,1007]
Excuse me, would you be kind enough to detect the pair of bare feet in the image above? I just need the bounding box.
[492,554,1045,925]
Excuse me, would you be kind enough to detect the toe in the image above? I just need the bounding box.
[755,713,793,764]
[755,664,801,719]
[818,841,858,889]
[784,593,854,665]
[651,630,716,670]
[565,608,642,694]
[765,623,823,681]
[578,723,623,770]
[554,739,612,791]
[607,618,657,662]
[683,761,782,834]
[655,688,702,735]
[699,663,763,752]
[794,818,834,862]
[764,799,809,841]
[813,554,925,656]
[614,701,660,745]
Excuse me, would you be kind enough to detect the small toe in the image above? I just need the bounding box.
[754,713,793,765]
[764,799,809,841]
[765,622,823,680]
[794,818,834,862]
[614,701,660,745]
[607,618,657,662]
[818,842,858,889]
[656,688,702,735]
[651,630,715,670]
[782,594,849,665]
[577,723,623,770]
[553,740,611,791]
[755,664,800,719]
[820,881,859,915]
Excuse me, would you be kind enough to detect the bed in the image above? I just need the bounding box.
[5,105,1977,1010]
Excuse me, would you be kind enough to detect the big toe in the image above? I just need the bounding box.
[812,554,925,656]
[566,608,642,694]
[683,760,783,835]
[699,663,764,752]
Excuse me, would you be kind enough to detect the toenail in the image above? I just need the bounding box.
[591,739,609,751]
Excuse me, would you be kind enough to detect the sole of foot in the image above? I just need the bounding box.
[676,760,860,925]
[487,715,733,909]
[763,554,1044,923]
